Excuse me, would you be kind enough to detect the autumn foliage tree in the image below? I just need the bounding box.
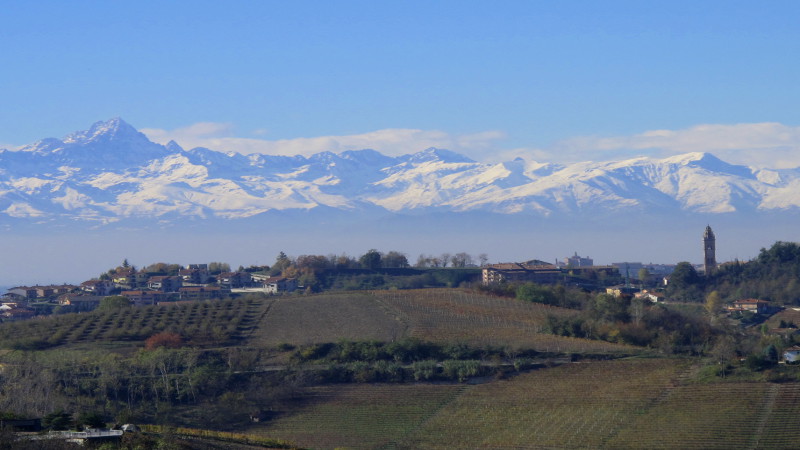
[145,331,183,350]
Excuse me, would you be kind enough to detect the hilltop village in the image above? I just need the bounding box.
[6,249,677,319]
[0,226,779,321]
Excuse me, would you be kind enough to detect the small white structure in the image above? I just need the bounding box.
[784,347,800,363]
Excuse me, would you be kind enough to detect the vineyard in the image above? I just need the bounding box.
[246,292,405,347]
[246,289,641,354]
[372,289,639,354]
[240,357,800,449]
[0,298,267,349]
[250,383,465,449]
[397,358,689,449]
[607,381,800,449]
[2,288,800,448]
[1,289,642,355]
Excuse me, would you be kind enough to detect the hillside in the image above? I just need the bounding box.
[246,357,800,449]
[0,289,798,449]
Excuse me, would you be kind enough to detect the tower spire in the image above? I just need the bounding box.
[703,225,716,276]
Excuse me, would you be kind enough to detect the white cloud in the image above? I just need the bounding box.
[141,123,507,159]
[544,123,800,168]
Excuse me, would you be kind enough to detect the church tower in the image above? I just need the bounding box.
[703,225,716,276]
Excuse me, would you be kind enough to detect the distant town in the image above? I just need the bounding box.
[0,226,744,322]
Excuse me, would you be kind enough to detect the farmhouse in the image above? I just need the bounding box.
[635,290,666,303]
[263,276,298,294]
[727,299,771,315]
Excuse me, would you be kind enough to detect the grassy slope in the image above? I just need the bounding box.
[247,289,639,354]
[6,289,800,448]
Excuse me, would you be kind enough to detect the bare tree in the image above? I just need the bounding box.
[478,253,489,266]
[440,253,451,268]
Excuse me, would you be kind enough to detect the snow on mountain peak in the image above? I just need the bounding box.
[1,118,799,224]
[662,151,711,165]
[404,147,476,164]
[63,117,146,145]
[661,151,753,178]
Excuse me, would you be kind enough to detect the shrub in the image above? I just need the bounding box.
[412,360,439,381]
[442,359,481,382]
[144,331,183,350]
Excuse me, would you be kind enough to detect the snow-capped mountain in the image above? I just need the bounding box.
[2,118,800,226]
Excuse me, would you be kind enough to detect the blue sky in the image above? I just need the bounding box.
[3,1,800,166]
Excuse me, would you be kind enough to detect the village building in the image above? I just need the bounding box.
[6,286,38,300]
[81,280,115,296]
[263,276,298,294]
[217,272,253,289]
[179,286,223,301]
[147,276,183,293]
[482,263,563,285]
[57,294,104,312]
[563,252,593,267]
[120,290,168,306]
[180,265,211,284]
[111,269,136,287]
[7,285,76,300]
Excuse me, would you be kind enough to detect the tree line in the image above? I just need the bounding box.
[666,241,800,305]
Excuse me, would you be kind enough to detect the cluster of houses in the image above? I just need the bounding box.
[2,264,298,319]
[482,258,779,315]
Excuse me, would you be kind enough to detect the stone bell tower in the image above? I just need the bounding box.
[703,225,716,276]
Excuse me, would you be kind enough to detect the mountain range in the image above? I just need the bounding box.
[2,118,800,227]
